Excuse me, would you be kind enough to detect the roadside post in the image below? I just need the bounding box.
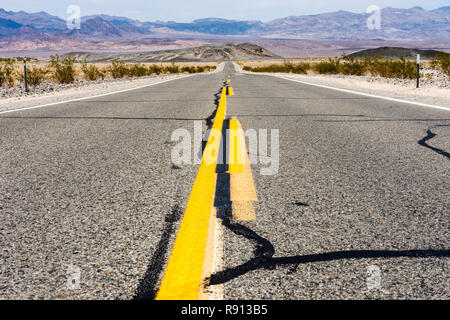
[416,54,420,88]
[23,60,29,92]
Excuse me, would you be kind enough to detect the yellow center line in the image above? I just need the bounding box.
[228,118,257,221]
[156,87,227,300]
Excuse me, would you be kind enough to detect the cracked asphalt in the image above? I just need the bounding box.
[0,62,448,300]
[220,67,449,299]
[0,67,232,299]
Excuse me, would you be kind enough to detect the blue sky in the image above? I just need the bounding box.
[1,0,448,22]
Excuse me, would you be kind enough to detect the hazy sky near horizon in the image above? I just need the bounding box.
[1,0,448,22]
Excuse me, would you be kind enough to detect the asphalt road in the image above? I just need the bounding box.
[1,62,449,299]
[0,66,231,299]
[219,66,449,299]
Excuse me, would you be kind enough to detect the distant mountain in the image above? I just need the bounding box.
[0,17,43,39]
[0,8,66,33]
[151,18,265,35]
[64,17,123,38]
[81,15,150,34]
[0,17,21,29]
[264,7,450,40]
[64,43,280,62]
[431,6,450,17]
[346,46,450,59]
[0,6,449,40]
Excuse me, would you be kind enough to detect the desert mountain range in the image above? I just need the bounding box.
[1,6,449,40]
[1,7,449,59]
[65,43,280,62]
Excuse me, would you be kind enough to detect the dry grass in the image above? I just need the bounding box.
[81,61,105,81]
[49,55,77,84]
[243,61,310,74]
[0,60,15,87]
[0,60,218,88]
[431,54,450,76]
[25,66,48,86]
[241,57,419,79]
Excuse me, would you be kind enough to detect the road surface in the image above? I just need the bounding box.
[0,62,448,299]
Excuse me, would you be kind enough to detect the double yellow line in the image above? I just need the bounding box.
[156,82,256,300]
[156,87,227,300]
[228,118,257,221]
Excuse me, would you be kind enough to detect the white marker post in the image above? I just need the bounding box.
[23,60,28,92]
[416,54,420,89]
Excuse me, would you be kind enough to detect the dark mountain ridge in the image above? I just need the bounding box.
[347,46,450,60]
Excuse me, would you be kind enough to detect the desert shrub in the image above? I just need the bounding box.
[195,66,205,73]
[367,57,416,79]
[147,64,163,75]
[244,61,310,74]
[128,63,148,77]
[0,57,32,62]
[244,56,418,79]
[49,54,77,84]
[291,62,310,74]
[165,62,180,74]
[16,57,32,62]
[313,58,341,74]
[25,66,48,86]
[108,61,129,78]
[181,66,196,73]
[81,61,105,81]
[431,54,450,76]
[340,57,367,76]
[0,60,16,87]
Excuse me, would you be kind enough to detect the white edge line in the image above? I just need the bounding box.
[0,73,201,115]
[250,72,450,112]
[209,214,224,300]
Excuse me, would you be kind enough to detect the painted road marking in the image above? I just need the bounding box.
[268,74,450,112]
[228,118,257,221]
[156,87,227,300]
[228,118,244,174]
[198,205,224,300]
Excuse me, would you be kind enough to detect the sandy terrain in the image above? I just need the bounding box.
[234,63,450,109]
